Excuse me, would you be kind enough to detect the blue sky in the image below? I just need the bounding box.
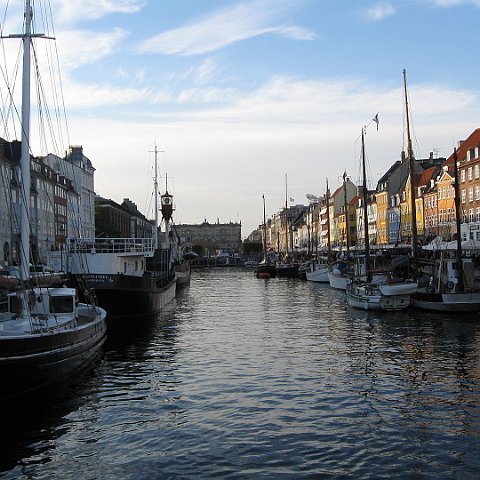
[2,0,480,237]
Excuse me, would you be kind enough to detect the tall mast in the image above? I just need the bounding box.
[262,194,267,261]
[452,148,464,292]
[403,69,418,265]
[343,171,350,253]
[153,144,159,248]
[285,173,289,255]
[326,178,332,263]
[361,127,371,282]
[19,0,33,281]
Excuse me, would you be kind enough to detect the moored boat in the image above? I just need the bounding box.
[0,0,107,401]
[345,121,410,311]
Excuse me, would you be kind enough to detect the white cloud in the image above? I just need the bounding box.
[53,0,145,24]
[56,28,129,71]
[430,0,480,5]
[137,0,317,56]
[363,2,396,21]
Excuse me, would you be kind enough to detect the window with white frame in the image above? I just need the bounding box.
[462,189,466,203]
[470,208,474,223]
[469,187,474,202]
[476,207,480,222]
[468,166,473,180]
[461,170,466,182]
[475,164,480,179]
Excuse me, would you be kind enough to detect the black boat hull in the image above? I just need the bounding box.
[72,274,177,317]
[0,309,106,402]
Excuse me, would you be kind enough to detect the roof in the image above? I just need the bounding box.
[444,128,480,169]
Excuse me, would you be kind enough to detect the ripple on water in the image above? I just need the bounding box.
[3,269,480,479]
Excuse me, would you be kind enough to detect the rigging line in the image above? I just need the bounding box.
[41,0,69,151]
[0,42,22,140]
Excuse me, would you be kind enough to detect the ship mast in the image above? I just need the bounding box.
[361,127,371,282]
[452,148,464,292]
[284,173,289,256]
[403,69,418,267]
[326,178,332,263]
[153,144,159,249]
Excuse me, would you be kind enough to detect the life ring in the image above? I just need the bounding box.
[446,281,454,290]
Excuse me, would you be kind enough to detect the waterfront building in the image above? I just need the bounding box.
[454,129,480,241]
[94,196,152,239]
[423,174,440,241]
[175,220,242,255]
[0,140,13,265]
[330,177,357,250]
[42,146,96,240]
[356,189,377,249]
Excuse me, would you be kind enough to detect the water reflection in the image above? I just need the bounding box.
[2,270,480,479]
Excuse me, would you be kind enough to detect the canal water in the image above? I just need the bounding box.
[2,269,480,479]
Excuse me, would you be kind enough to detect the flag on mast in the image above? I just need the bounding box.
[373,113,379,130]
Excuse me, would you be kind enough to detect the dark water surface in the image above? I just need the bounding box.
[2,269,480,479]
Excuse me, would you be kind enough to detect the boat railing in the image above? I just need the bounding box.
[69,238,155,254]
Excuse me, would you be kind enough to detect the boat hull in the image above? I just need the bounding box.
[72,274,177,317]
[306,267,329,283]
[256,264,276,278]
[346,283,410,311]
[276,264,299,278]
[328,271,349,290]
[411,292,480,312]
[0,304,107,401]
[175,262,191,288]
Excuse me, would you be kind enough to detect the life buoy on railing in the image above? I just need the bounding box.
[446,281,454,290]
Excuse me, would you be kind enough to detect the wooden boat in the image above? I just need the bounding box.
[306,257,329,282]
[346,282,410,311]
[0,0,107,401]
[398,70,480,312]
[346,122,410,311]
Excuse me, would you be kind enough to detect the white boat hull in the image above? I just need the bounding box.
[379,282,418,296]
[346,283,410,311]
[306,266,329,282]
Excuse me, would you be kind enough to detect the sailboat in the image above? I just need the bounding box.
[256,194,276,278]
[276,174,300,278]
[411,147,480,311]
[305,180,330,283]
[0,0,107,401]
[346,124,411,311]
[59,145,177,317]
[328,171,356,290]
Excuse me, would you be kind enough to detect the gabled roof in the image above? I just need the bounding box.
[417,165,439,189]
[444,128,480,169]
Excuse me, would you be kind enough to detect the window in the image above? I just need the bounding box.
[476,208,480,222]
[469,187,474,202]
[475,164,480,179]
[50,295,74,314]
[462,189,466,203]
[461,170,466,182]
[470,209,474,223]
[468,167,473,180]
[476,186,480,201]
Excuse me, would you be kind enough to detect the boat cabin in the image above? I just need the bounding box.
[8,287,77,316]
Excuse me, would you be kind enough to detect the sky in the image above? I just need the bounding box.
[1,0,480,238]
